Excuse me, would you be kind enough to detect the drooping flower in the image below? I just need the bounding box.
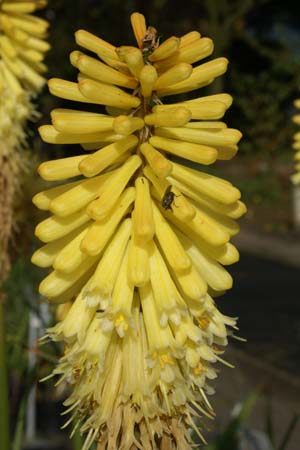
[34,13,245,450]
[291,99,300,185]
[0,0,49,279]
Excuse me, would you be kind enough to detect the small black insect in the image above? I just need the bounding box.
[162,186,176,210]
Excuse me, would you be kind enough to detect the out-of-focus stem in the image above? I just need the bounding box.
[0,293,10,450]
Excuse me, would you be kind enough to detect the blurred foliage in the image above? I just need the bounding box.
[202,390,299,450]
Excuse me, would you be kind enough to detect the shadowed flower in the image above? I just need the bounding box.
[34,12,244,450]
[0,0,49,280]
[291,99,300,185]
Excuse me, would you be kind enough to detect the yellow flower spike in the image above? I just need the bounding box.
[145,107,191,127]
[140,142,172,178]
[33,14,245,450]
[130,12,147,49]
[154,62,193,90]
[78,78,141,109]
[148,36,180,62]
[112,115,144,135]
[133,176,155,241]
[139,64,158,97]
[152,201,191,273]
[80,187,135,255]
[86,155,141,220]
[84,218,131,307]
[79,135,138,177]
[150,135,217,165]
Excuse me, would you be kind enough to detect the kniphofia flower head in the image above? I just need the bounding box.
[34,12,245,450]
[291,99,300,185]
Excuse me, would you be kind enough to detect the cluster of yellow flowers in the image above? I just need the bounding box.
[34,13,245,450]
[291,99,300,185]
[0,0,49,279]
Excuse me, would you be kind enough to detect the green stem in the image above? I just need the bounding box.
[0,293,10,450]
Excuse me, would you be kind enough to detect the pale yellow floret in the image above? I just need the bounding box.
[32,179,82,210]
[150,135,217,165]
[152,202,191,273]
[35,209,90,243]
[166,186,196,222]
[87,155,141,220]
[143,164,170,199]
[154,63,193,90]
[178,231,233,292]
[113,115,144,135]
[171,162,241,205]
[79,135,138,177]
[48,78,95,103]
[148,36,180,62]
[155,37,213,68]
[80,187,135,255]
[31,225,88,268]
[133,177,155,241]
[127,231,150,286]
[37,154,86,181]
[145,107,191,127]
[293,114,300,125]
[39,255,98,298]
[292,141,300,150]
[168,175,247,219]
[53,225,92,273]
[139,64,158,97]
[153,101,227,120]
[51,109,115,134]
[149,240,186,325]
[130,12,147,48]
[39,124,124,145]
[139,283,177,350]
[78,78,141,109]
[108,245,134,336]
[75,53,138,89]
[5,15,48,37]
[173,263,207,300]
[117,46,144,79]
[84,219,131,306]
[180,31,201,47]
[140,142,172,178]
[155,126,242,149]
[75,29,118,61]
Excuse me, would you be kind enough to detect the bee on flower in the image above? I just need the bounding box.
[34,12,245,450]
[291,99,300,185]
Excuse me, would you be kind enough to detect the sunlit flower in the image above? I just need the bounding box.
[35,12,244,449]
[291,99,300,185]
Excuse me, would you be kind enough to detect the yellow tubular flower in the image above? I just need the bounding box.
[34,13,245,450]
[291,99,300,185]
